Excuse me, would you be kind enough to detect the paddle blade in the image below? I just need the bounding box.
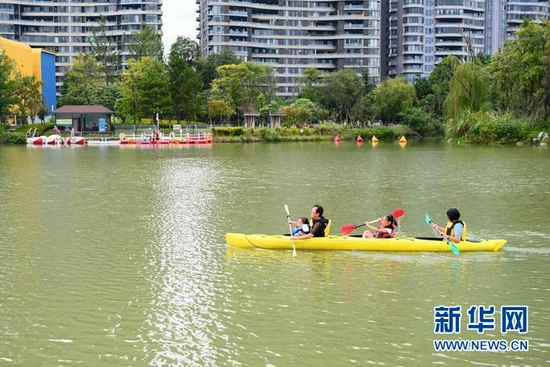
[449,242,460,256]
[341,223,357,235]
[284,204,290,216]
[393,208,405,219]
[425,213,432,225]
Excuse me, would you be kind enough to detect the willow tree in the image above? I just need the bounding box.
[428,56,460,115]
[444,62,488,118]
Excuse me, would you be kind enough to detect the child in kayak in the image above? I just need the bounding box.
[289,217,310,237]
[362,214,397,238]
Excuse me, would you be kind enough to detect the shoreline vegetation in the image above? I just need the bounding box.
[2,121,547,145]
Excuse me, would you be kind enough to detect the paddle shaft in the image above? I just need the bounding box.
[284,205,297,256]
[426,214,460,255]
[341,209,405,235]
[353,219,378,230]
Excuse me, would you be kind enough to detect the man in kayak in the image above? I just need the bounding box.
[431,208,467,244]
[293,204,330,239]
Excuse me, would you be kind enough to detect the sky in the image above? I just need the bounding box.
[162,0,198,52]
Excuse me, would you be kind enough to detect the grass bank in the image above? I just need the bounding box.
[212,124,408,142]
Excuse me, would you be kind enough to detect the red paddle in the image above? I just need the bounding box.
[341,208,405,235]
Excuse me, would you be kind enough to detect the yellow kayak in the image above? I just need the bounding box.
[225,233,506,252]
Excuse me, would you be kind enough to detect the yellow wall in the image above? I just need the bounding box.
[32,49,42,80]
[0,37,36,77]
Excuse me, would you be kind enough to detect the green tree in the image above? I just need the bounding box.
[60,54,107,106]
[127,23,164,62]
[91,16,121,84]
[167,39,203,124]
[96,84,119,112]
[400,107,441,136]
[413,75,432,100]
[207,99,234,124]
[361,68,376,95]
[259,99,281,124]
[116,57,170,124]
[489,19,550,123]
[373,77,416,123]
[297,68,324,103]
[322,69,363,123]
[195,50,241,90]
[116,59,142,124]
[169,37,201,65]
[355,92,378,123]
[138,57,170,122]
[0,50,18,122]
[445,62,488,118]
[211,62,276,119]
[281,98,317,126]
[14,75,43,124]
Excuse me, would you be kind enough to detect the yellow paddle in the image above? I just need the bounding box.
[284,204,297,257]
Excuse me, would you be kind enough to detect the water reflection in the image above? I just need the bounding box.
[142,155,224,364]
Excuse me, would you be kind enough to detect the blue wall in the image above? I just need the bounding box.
[41,52,56,114]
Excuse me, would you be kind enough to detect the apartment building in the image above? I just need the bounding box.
[0,0,163,92]
[196,0,384,96]
[388,0,549,82]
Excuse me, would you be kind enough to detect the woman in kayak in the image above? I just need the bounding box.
[430,208,466,243]
[362,214,397,238]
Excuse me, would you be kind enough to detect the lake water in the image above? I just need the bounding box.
[0,141,549,365]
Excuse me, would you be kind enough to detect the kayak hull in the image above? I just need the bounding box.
[225,233,506,252]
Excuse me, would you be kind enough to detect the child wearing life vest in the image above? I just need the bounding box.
[289,217,310,237]
[362,214,397,238]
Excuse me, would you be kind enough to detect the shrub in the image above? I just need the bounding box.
[212,127,245,137]
[312,123,341,136]
[465,116,529,144]
[8,132,27,144]
[258,128,281,141]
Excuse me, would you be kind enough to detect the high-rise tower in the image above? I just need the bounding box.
[0,0,163,92]
[388,0,549,81]
[196,0,383,96]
